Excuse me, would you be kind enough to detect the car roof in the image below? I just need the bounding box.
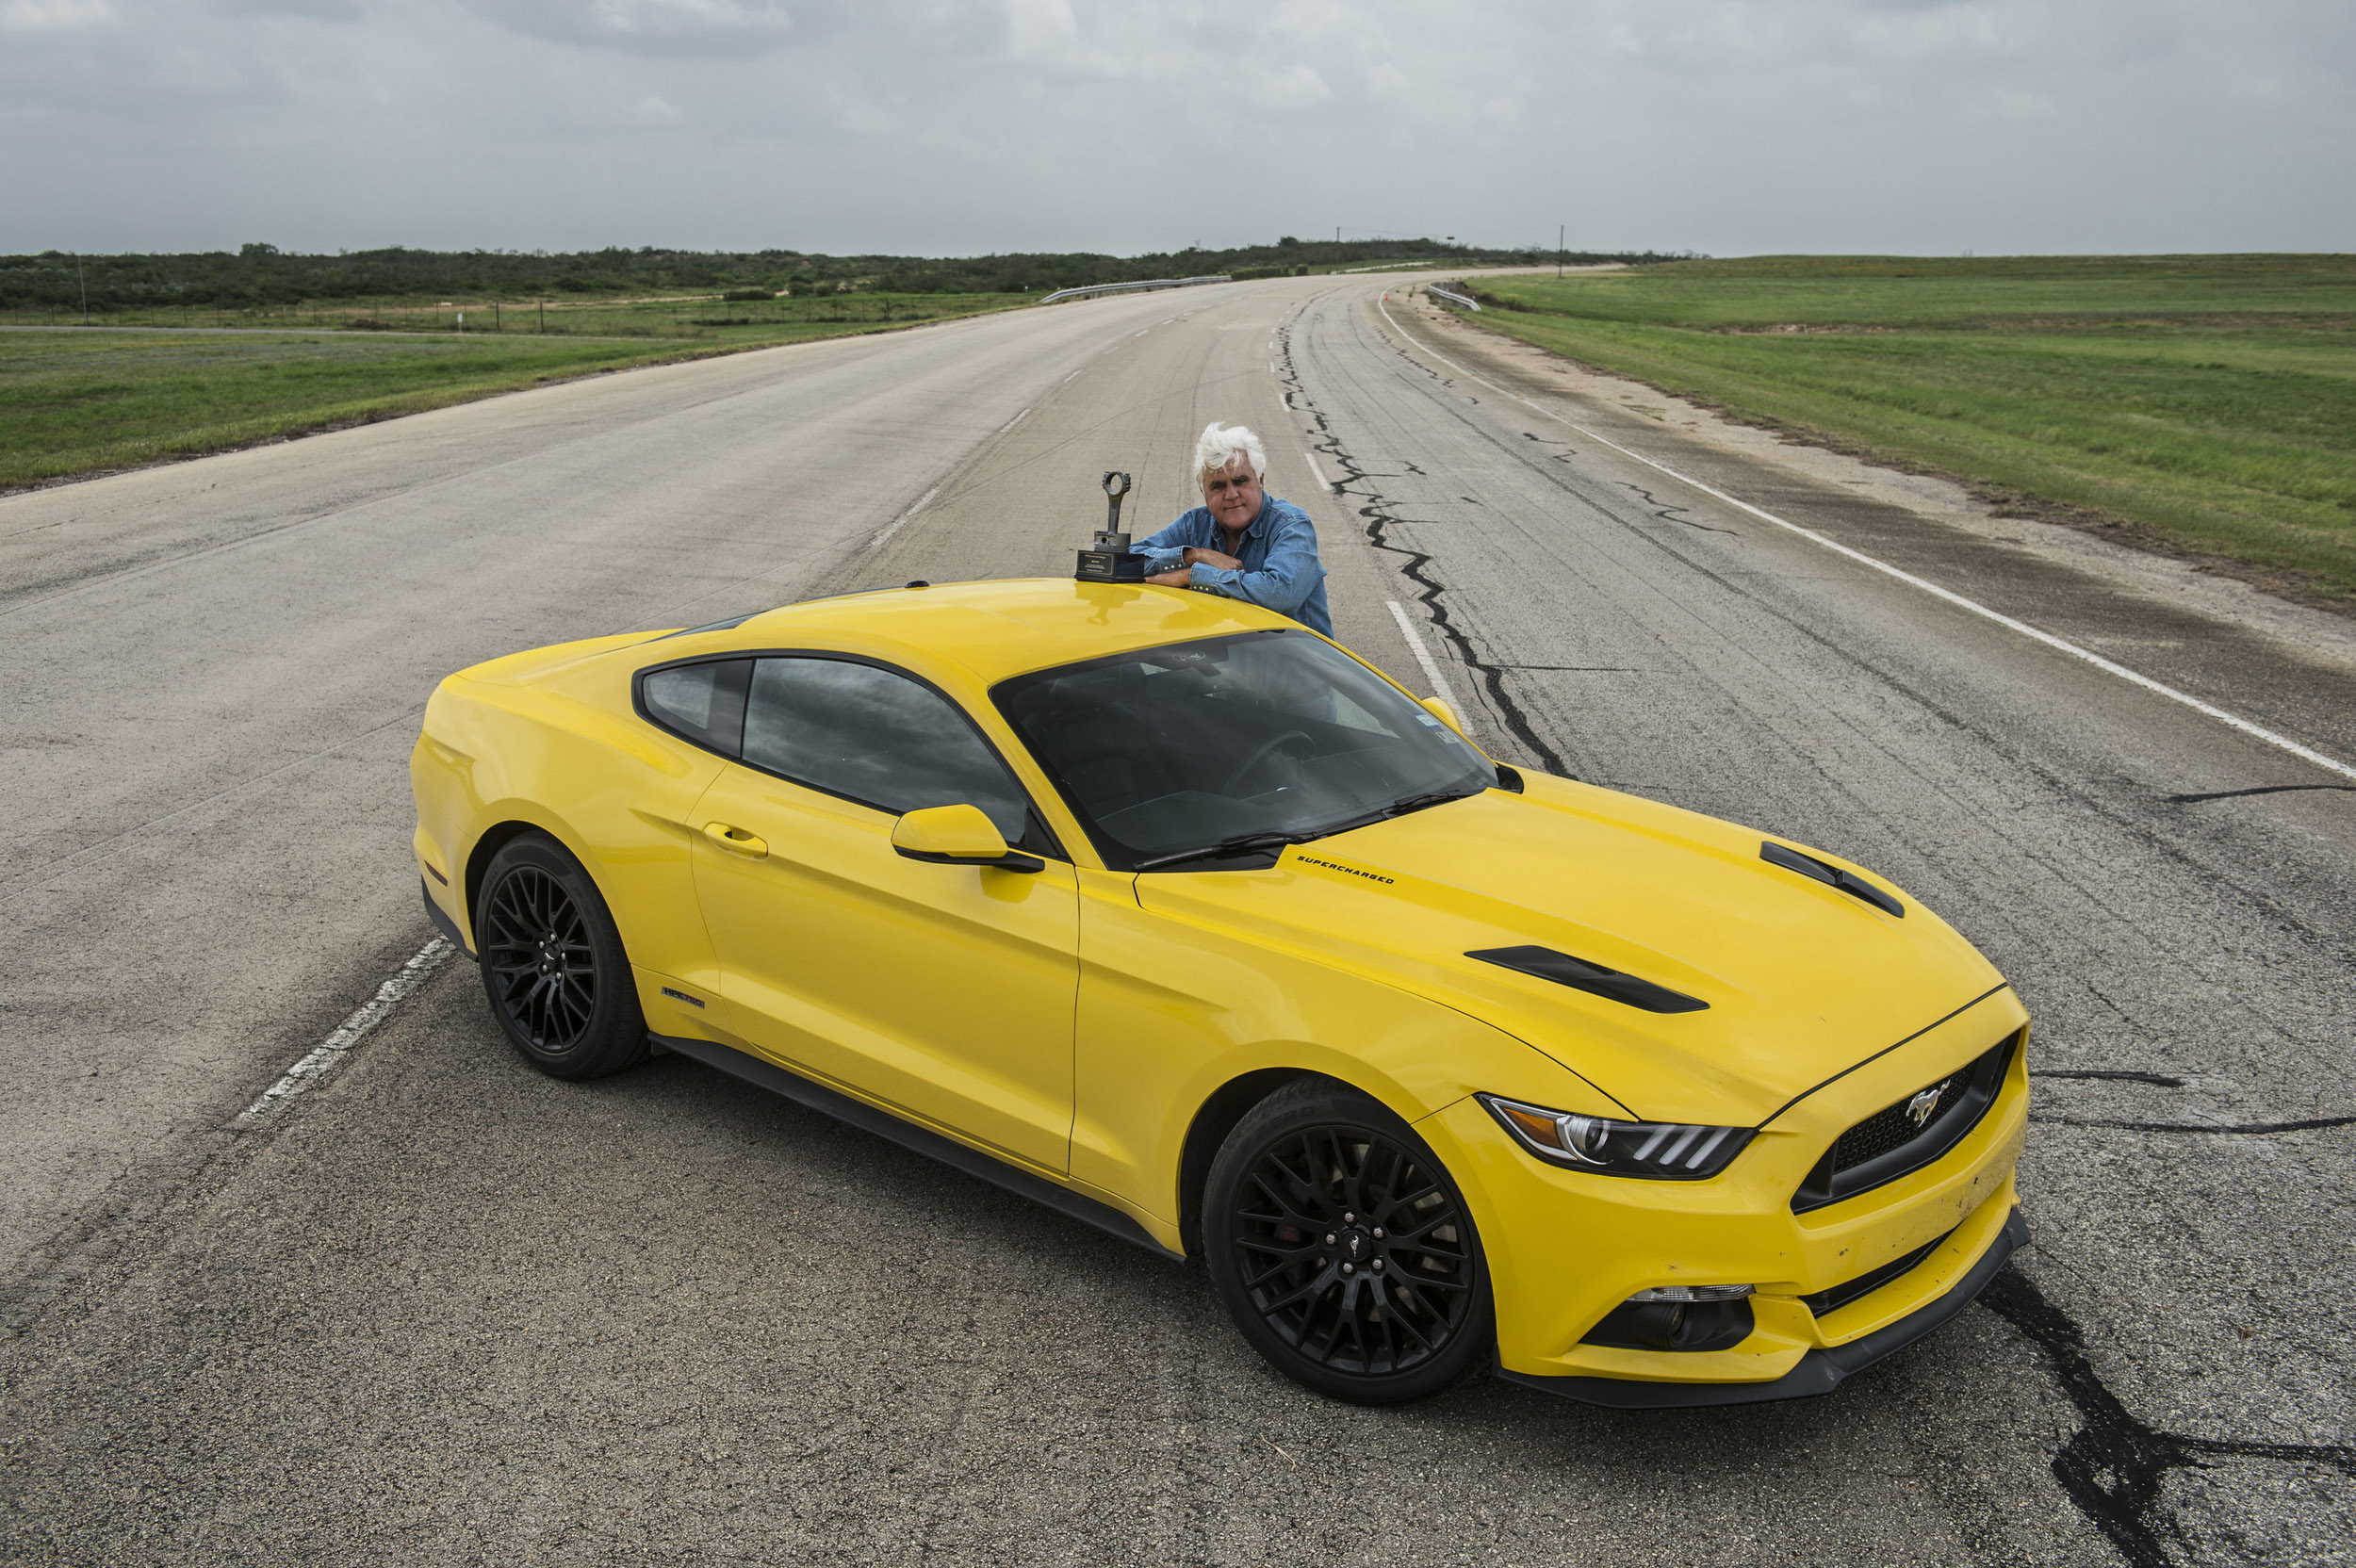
[706,577,1297,684]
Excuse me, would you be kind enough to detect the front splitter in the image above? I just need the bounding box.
[1498,1208,2029,1410]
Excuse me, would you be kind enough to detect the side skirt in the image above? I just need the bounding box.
[650,1031,1185,1266]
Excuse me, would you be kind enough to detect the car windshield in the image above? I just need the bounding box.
[994,630,1497,871]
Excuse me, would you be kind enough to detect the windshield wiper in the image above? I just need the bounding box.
[1383,786,1483,820]
[1132,831,1316,873]
[1131,785,1485,873]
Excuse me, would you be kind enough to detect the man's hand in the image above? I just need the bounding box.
[1183,547,1243,570]
[1146,568,1192,586]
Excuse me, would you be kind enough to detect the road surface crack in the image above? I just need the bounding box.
[1982,1267,2356,1567]
[1274,318,1567,776]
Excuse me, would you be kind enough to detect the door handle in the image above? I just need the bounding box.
[703,822,769,858]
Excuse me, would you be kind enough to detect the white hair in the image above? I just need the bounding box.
[1192,422,1268,491]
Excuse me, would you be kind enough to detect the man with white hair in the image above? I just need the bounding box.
[1130,422,1333,637]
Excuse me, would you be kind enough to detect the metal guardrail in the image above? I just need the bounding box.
[1037,275,1231,305]
[1426,282,1481,312]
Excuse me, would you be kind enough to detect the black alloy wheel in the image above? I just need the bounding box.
[475,833,647,1080]
[1204,1080,1492,1404]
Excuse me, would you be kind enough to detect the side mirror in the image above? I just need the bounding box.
[1420,695,1466,737]
[891,804,1044,873]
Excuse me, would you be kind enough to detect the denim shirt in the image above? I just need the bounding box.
[1128,496,1333,637]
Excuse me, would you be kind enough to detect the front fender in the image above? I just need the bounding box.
[1071,866,1625,1231]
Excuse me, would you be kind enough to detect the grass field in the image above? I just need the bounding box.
[1462,255,2356,604]
[0,292,1024,490]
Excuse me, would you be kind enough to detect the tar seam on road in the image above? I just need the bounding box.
[2168,782,2356,803]
[232,938,454,1125]
[2031,1112,2356,1135]
[2032,1069,2186,1086]
[1375,293,2356,790]
[1981,1267,2356,1568]
[1385,599,1462,708]
[1274,314,1569,776]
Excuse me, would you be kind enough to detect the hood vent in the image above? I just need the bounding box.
[1760,841,1904,918]
[1466,945,1709,1015]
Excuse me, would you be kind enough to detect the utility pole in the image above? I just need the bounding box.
[75,253,89,323]
[538,299,546,335]
[1559,224,1564,278]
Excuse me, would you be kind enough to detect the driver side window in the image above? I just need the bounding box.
[740,657,1033,843]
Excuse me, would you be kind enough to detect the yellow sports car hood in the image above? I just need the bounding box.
[1131,776,2008,1127]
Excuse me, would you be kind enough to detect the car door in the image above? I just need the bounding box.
[689,653,1079,1172]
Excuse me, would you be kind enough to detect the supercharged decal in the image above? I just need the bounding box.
[1293,855,1395,885]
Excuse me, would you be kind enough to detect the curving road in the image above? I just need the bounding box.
[2,273,2349,1566]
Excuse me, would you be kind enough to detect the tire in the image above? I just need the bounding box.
[1203,1079,1493,1404]
[474,832,648,1081]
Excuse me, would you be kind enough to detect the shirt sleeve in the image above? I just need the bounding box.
[1127,515,1192,574]
[1186,506,1327,618]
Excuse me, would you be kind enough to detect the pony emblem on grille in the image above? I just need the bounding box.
[1906,1084,1947,1128]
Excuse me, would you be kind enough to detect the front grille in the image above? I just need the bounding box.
[1792,1030,2020,1214]
[1828,1068,1974,1170]
[1802,1227,1955,1317]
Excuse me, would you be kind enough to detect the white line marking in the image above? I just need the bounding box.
[1387,599,1460,707]
[1135,330,1149,337]
[1303,449,1332,492]
[872,483,940,547]
[1372,293,2356,785]
[996,406,1031,434]
[235,938,454,1125]
[1061,368,1082,384]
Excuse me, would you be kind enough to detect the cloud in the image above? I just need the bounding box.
[212,0,366,18]
[461,0,810,57]
[0,0,118,32]
[1979,86,2058,121]
[0,0,2351,257]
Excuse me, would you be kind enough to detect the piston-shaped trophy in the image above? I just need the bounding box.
[1074,470,1147,583]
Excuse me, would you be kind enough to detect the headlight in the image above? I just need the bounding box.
[1477,1094,1755,1179]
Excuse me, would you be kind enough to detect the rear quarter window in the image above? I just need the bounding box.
[638,660,751,754]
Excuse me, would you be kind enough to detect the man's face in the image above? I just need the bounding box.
[1203,456,1263,532]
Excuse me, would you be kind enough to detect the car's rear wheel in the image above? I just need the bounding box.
[476,832,646,1080]
[1204,1080,1492,1403]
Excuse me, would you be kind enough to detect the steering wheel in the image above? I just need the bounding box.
[1221,729,1315,797]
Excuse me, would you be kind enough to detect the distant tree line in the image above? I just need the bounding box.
[0,237,1686,311]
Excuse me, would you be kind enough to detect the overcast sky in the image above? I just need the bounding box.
[2,0,2349,259]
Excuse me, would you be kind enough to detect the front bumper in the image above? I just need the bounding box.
[1423,990,2031,1396]
[1498,1207,2028,1408]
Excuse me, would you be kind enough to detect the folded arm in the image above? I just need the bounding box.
[1186,509,1325,618]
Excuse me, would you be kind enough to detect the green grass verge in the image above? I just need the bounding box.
[1464,255,2356,604]
[0,294,1026,490]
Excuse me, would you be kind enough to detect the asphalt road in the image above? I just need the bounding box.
[3,274,2350,1566]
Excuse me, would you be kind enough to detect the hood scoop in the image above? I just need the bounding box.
[1760,841,1904,918]
[1467,945,1709,1015]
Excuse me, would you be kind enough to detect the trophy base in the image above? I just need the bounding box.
[1075,549,1148,583]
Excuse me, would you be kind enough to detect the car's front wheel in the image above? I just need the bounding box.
[1203,1080,1492,1403]
[475,831,647,1080]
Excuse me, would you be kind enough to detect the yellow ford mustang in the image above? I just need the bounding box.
[411,578,2029,1407]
